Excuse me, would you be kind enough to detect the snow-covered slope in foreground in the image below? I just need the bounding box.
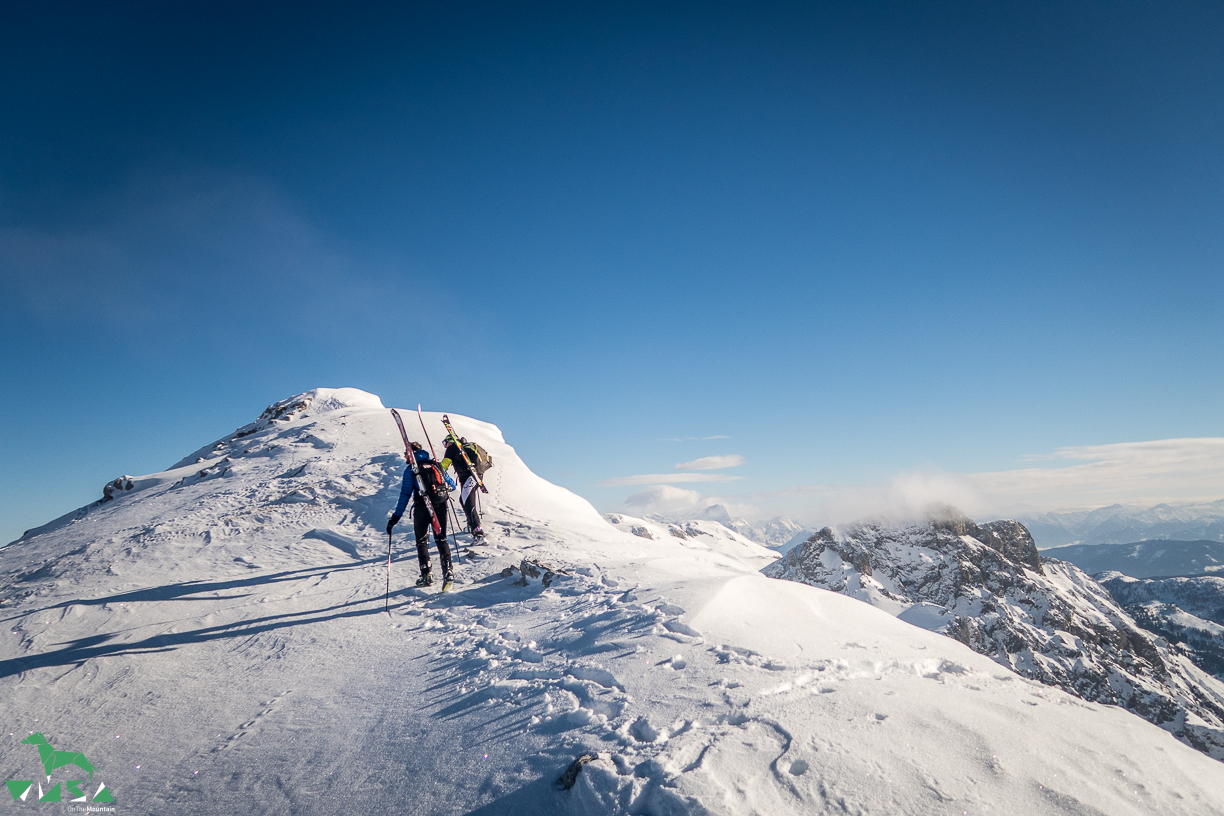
[2,389,1223,815]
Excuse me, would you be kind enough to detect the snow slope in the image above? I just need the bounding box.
[2,389,1223,815]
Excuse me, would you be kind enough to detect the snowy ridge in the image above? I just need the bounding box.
[764,508,1224,761]
[635,504,812,551]
[2,391,1223,815]
[602,513,779,567]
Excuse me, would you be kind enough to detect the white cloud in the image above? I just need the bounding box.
[615,437,1224,527]
[599,473,745,486]
[623,485,705,514]
[968,438,1224,510]
[675,454,745,471]
[621,485,758,518]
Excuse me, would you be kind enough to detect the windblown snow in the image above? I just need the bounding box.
[2,389,1222,815]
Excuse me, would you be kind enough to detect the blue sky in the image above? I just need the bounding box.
[3,1,1223,544]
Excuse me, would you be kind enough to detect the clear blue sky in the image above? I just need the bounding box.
[3,1,1222,544]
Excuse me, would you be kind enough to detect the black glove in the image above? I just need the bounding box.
[386,514,401,534]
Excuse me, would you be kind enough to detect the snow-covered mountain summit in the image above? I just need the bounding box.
[764,506,1224,760]
[3,391,1223,815]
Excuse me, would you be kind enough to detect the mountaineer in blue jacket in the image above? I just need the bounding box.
[386,442,457,586]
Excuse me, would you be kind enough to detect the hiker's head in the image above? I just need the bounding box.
[443,434,456,447]
[410,441,423,452]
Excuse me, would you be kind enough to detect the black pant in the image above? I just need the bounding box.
[412,496,451,576]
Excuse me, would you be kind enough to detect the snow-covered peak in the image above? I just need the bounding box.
[166,387,386,471]
[260,387,385,420]
[239,387,387,435]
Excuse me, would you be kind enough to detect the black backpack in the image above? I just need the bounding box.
[462,441,493,476]
[417,461,450,503]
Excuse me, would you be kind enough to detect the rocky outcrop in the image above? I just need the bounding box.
[763,506,1224,760]
[101,476,135,502]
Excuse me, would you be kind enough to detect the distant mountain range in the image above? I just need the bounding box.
[1042,539,1224,579]
[1018,499,1224,548]
[642,504,813,551]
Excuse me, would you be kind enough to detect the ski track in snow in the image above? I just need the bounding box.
[1,388,1223,815]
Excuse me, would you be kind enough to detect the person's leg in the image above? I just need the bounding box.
[413,500,432,578]
[462,477,483,538]
[434,501,453,578]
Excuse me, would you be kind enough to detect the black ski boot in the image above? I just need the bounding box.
[442,570,455,592]
[415,571,433,587]
[472,527,486,544]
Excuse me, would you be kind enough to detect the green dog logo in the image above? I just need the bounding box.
[4,733,113,804]
[21,733,94,781]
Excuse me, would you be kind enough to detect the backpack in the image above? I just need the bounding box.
[462,441,493,476]
[417,460,450,503]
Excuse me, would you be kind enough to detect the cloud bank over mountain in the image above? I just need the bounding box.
[614,438,1224,528]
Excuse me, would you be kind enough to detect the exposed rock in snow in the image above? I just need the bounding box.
[101,475,135,502]
[503,558,571,588]
[763,506,1224,760]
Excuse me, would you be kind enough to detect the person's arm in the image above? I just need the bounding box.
[393,466,417,516]
[387,466,416,532]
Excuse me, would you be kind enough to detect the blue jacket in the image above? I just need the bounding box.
[393,449,456,516]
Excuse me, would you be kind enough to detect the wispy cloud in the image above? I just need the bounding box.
[621,484,757,518]
[599,473,745,487]
[702,435,731,440]
[675,454,744,471]
[968,438,1224,510]
[606,437,1224,527]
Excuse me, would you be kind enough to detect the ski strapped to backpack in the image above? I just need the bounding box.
[441,414,490,494]
[390,408,441,535]
[416,405,453,505]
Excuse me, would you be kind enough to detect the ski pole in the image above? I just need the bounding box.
[385,530,392,615]
[447,498,463,556]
